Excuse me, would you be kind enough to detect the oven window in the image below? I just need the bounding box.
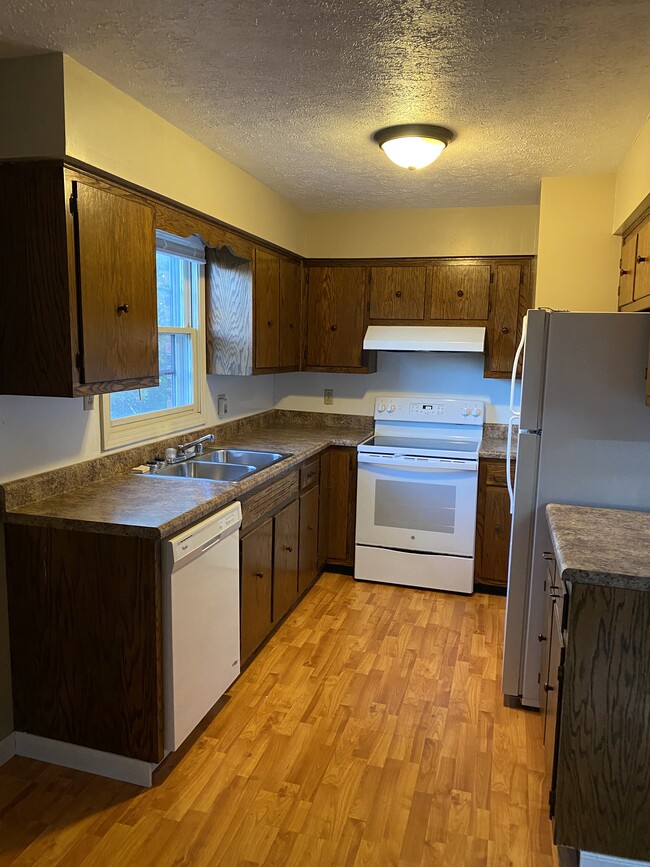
[374,480,456,533]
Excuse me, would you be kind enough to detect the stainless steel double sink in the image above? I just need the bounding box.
[150,448,291,482]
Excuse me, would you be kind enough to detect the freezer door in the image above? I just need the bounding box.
[502,430,541,699]
[519,309,550,431]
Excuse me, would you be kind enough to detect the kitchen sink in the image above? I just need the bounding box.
[154,462,255,481]
[194,448,290,470]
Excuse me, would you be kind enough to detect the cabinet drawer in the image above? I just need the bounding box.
[241,471,299,533]
[300,459,320,491]
[483,459,514,487]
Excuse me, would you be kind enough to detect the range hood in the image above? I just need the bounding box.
[363,325,486,353]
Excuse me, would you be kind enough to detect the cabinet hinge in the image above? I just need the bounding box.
[490,271,494,283]
[305,271,309,284]
[367,301,370,313]
[557,663,565,683]
[537,672,540,684]
[368,272,372,284]
[549,789,556,815]
[520,269,524,284]
[75,352,84,371]
[69,194,78,215]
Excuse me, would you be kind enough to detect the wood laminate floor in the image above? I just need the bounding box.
[0,572,556,866]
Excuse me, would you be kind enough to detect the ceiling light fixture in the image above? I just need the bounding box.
[372,124,455,171]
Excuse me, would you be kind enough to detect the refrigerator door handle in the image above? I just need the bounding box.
[506,413,517,513]
[509,313,527,416]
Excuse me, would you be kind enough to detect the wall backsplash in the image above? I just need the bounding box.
[274,352,519,423]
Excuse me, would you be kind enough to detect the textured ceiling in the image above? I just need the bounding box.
[1,0,649,211]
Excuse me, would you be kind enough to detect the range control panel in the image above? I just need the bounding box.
[374,396,485,425]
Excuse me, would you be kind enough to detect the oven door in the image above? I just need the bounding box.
[356,452,479,556]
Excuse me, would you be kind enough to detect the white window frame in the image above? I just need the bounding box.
[100,232,207,451]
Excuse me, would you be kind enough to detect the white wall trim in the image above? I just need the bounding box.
[0,732,16,767]
[14,732,158,787]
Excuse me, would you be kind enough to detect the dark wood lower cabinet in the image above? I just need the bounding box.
[272,500,299,623]
[474,458,513,589]
[240,519,273,664]
[299,485,320,594]
[319,447,357,567]
[5,524,163,763]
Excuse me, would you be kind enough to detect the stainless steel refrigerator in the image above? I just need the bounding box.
[502,309,650,707]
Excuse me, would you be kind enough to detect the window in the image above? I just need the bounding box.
[101,231,206,449]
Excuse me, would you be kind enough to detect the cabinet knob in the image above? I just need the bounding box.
[494,524,501,532]
[267,320,273,327]
[638,255,648,264]
[457,289,464,297]
[501,326,509,334]
[620,268,629,276]
[331,324,338,332]
[543,682,554,693]
[283,545,293,553]
[254,571,264,579]
[289,323,294,329]
[538,633,547,642]
[395,290,402,298]
[306,526,314,532]
[116,304,129,314]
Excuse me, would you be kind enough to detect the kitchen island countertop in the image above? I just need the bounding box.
[546,503,650,591]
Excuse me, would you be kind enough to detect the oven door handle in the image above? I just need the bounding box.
[358,457,478,473]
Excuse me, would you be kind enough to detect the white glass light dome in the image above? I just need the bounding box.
[373,125,454,171]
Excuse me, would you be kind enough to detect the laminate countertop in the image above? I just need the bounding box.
[546,503,650,591]
[2,422,372,540]
[478,424,516,461]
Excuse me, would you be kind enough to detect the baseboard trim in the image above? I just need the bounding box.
[0,732,16,767]
[14,733,158,787]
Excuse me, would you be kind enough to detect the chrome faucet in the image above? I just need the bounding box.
[177,433,215,457]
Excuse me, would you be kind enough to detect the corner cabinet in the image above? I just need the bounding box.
[304,265,377,373]
[0,161,159,397]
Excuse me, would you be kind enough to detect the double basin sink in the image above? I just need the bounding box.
[151,448,291,483]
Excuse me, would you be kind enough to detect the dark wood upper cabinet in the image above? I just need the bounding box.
[618,211,650,312]
[0,161,159,397]
[305,265,376,372]
[254,248,281,369]
[633,218,650,303]
[429,264,491,320]
[618,232,638,308]
[279,257,301,369]
[369,265,427,320]
[486,263,523,375]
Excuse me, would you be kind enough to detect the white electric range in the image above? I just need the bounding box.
[355,395,485,594]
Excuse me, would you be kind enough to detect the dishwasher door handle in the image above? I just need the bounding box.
[202,535,222,553]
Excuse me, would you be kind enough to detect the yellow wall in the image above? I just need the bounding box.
[62,57,305,254]
[613,114,650,233]
[304,205,539,258]
[0,54,65,159]
[535,174,620,311]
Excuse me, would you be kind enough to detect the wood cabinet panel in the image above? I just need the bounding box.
[206,246,254,376]
[299,485,320,594]
[554,583,650,859]
[319,447,357,566]
[279,258,301,369]
[429,264,491,320]
[240,519,274,663]
[254,248,281,369]
[300,459,320,491]
[633,219,650,302]
[474,458,514,588]
[74,181,158,385]
[5,524,163,762]
[487,263,521,374]
[305,266,369,369]
[273,500,300,623]
[618,232,638,307]
[369,266,426,320]
[240,471,299,533]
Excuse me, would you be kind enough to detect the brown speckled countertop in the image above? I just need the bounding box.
[479,424,517,461]
[2,419,372,539]
[546,503,650,591]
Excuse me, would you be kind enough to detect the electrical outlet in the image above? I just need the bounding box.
[324,389,334,405]
[217,394,228,417]
[83,395,95,411]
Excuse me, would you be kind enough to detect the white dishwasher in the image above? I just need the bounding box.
[162,501,242,752]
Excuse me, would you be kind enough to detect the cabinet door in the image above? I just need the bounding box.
[273,500,300,623]
[254,249,280,369]
[545,601,564,814]
[618,233,638,307]
[306,266,367,368]
[487,263,521,374]
[429,264,490,320]
[539,567,556,734]
[633,219,650,303]
[74,181,158,386]
[369,266,426,320]
[475,460,513,587]
[299,485,320,594]
[319,448,357,565]
[279,258,301,369]
[240,520,273,663]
